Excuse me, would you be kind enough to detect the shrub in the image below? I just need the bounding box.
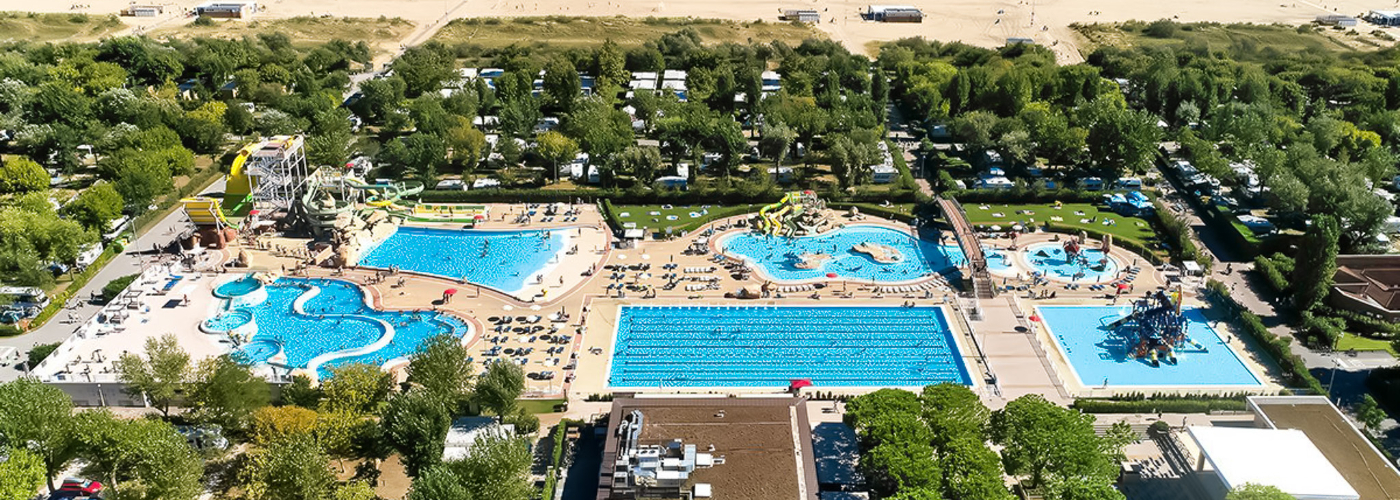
[192,15,214,26]
[1148,421,1171,434]
[26,342,59,367]
[509,409,540,435]
[100,274,140,304]
[1071,398,1246,413]
[1253,254,1291,294]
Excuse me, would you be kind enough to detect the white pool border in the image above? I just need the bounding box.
[355,225,580,300]
[602,303,978,392]
[713,223,964,287]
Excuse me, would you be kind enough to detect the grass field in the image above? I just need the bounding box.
[963,203,1156,245]
[153,16,416,51]
[611,204,756,235]
[517,398,567,414]
[0,12,125,42]
[433,16,820,51]
[1335,334,1398,357]
[1071,21,1382,61]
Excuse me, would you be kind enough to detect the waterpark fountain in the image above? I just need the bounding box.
[1105,288,1205,366]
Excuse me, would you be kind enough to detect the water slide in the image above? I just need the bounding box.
[343,178,425,207]
[758,192,803,235]
[225,142,258,200]
[180,197,240,229]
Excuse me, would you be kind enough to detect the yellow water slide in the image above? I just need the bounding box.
[225,142,259,198]
[758,192,797,235]
[180,197,239,229]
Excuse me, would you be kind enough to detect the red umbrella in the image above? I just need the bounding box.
[1115,283,1129,290]
[248,210,261,216]
[826,272,838,278]
[789,378,814,390]
[444,288,458,295]
[1028,314,1041,322]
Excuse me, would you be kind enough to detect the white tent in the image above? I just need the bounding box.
[1186,426,1358,500]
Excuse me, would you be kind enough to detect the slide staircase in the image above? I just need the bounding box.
[181,197,240,229]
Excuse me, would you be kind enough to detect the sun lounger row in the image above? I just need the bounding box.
[684,284,717,292]
[684,267,717,273]
[873,281,945,294]
[775,284,816,293]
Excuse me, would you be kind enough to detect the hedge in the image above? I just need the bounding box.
[1205,279,1326,394]
[1152,199,1208,269]
[950,187,1105,204]
[1253,254,1291,294]
[100,274,140,305]
[540,420,575,500]
[420,183,922,206]
[1322,306,1400,338]
[27,244,122,332]
[1071,398,1248,413]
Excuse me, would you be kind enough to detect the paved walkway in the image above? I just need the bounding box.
[0,179,222,380]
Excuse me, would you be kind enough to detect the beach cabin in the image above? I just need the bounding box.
[867,5,923,22]
[194,1,256,18]
[121,5,163,16]
[781,9,820,22]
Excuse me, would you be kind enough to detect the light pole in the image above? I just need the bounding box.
[1327,357,1342,403]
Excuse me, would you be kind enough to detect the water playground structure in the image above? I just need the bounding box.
[756,191,828,236]
[1104,288,1206,366]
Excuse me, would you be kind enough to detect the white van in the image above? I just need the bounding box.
[1078,177,1104,191]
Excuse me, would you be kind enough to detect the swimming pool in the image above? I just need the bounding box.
[1036,305,1261,388]
[719,226,965,282]
[1023,242,1119,282]
[607,305,971,388]
[358,227,566,293]
[219,278,470,378]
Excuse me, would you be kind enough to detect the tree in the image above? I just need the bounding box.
[0,447,45,500]
[354,76,407,123]
[1042,475,1126,500]
[543,57,580,114]
[954,110,1000,152]
[407,333,474,409]
[393,44,456,97]
[320,363,392,416]
[0,156,48,194]
[114,334,191,417]
[612,145,662,183]
[939,437,1014,500]
[563,97,634,160]
[535,131,580,185]
[383,388,451,477]
[108,152,176,210]
[861,442,940,497]
[760,122,797,167]
[476,361,525,419]
[408,432,533,500]
[1292,214,1340,312]
[0,378,80,491]
[379,132,447,181]
[1356,395,1386,434]
[76,410,203,500]
[826,131,882,187]
[443,117,487,170]
[240,434,335,500]
[280,374,322,409]
[1226,483,1294,500]
[594,39,629,90]
[920,382,990,447]
[62,182,124,231]
[333,481,377,500]
[187,355,270,432]
[251,405,320,444]
[989,394,1120,488]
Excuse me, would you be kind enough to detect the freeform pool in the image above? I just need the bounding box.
[719,225,965,282]
[1023,242,1119,282]
[607,305,972,388]
[1037,305,1261,388]
[358,227,565,293]
[221,278,469,377]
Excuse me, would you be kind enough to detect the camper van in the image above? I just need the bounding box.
[1077,177,1104,191]
[0,287,49,321]
[1116,177,1143,189]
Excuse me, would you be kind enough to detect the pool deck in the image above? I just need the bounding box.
[40,202,1290,409]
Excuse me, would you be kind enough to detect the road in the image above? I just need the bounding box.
[0,178,225,381]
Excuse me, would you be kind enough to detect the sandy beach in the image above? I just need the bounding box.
[7,0,1387,61]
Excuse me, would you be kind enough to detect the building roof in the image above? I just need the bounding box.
[442,417,514,461]
[598,396,818,500]
[1187,426,1357,500]
[1332,255,1400,313]
[1250,396,1400,500]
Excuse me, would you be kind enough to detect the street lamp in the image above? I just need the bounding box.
[1327,357,1342,403]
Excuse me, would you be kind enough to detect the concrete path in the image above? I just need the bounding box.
[0,178,223,380]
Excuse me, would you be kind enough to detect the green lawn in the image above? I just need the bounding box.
[518,398,567,414]
[962,203,1156,244]
[1335,334,1398,357]
[610,204,756,235]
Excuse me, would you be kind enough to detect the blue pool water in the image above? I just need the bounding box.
[1024,242,1119,282]
[359,227,565,292]
[204,309,253,332]
[215,277,262,297]
[227,278,469,377]
[1037,306,1261,387]
[985,247,1014,273]
[608,306,971,388]
[720,226,965,282]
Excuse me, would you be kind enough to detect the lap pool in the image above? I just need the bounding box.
[718,225,965,282]
[358,227,565,293]
[1036,305,1261,388]
[216,277,470,378]
[607,305,971,388]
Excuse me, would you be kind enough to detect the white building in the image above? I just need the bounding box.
[194,1,256,18]
[443,417,515,461]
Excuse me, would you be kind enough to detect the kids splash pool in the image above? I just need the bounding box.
[1036,305,1261,389]
[212,277,470,377]
[1023,242,1119,282]
[358,227,566,292]
[607,305,972,388]
[718,225,966,282]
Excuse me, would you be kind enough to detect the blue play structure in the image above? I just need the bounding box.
[1105,289,1204,366]
[1106,191,1154,217]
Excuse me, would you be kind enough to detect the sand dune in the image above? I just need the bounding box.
[4,0,1386,61]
